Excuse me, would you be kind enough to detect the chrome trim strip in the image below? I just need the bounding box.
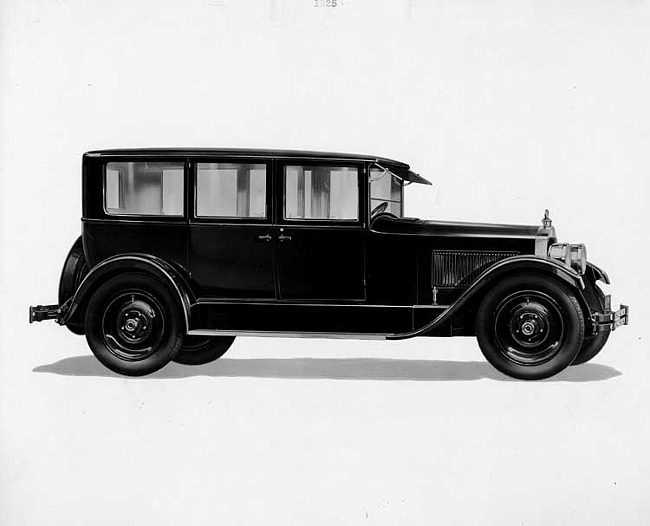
[193,299,444,308]
[370,229,536,240]
[535,224,556,256]
[535,235,548,257]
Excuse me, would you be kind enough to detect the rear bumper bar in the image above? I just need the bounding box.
[29,304,60,324]
[593,297,629,332]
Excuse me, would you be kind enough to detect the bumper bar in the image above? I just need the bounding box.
[594,299,629,332]
[29,304,60,324]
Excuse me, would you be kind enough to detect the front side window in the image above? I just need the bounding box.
[196,163,267,218]
[284,165,359,221]
[105,161,184,216]
[370,167,403,217]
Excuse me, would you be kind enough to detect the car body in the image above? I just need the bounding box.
[30,148,629,379]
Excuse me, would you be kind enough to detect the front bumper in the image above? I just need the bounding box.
[593,296,629,332]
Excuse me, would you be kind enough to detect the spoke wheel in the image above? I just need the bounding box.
[85,274,183,376]
[476,274,584,380]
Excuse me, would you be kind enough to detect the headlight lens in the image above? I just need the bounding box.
[548,243,587,274]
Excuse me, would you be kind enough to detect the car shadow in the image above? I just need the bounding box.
[33,355,622,382]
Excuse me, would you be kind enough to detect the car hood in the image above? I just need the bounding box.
[370,215,541,240]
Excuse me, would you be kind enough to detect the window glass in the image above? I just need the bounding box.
[284,165,358,220]
[105,162,184,216]
[370,168,403,217]
[370,199,402,216]
[196,163,266,218]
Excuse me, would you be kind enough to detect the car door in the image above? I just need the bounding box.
[274,160,366,301]
[189,158,276,299]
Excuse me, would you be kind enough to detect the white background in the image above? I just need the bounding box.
[1,0,648,524]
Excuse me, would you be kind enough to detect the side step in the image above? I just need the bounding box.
[29,304,60,323]
[187,329,389,340]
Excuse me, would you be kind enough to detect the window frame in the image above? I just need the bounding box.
[102,159,187,220]
[191,157,273,224]
[368,166,404,219]
[277,160,364,226]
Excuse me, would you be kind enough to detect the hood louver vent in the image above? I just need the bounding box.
[432,251,518,288]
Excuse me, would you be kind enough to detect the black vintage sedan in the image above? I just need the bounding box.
[30,148,628,379]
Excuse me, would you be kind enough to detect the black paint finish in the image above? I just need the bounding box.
[71,148,591,337]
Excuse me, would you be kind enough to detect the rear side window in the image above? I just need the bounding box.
[105,161,184,216]
[196,163,267,218]
[284,165,359,221]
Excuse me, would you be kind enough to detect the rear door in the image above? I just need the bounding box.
[274,160,366,301]
[189,158,276,299]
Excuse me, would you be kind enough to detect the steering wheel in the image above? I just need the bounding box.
[371,202,388,216]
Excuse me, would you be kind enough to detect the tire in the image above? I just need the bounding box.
[572,331,610,366]
[173,336,235,366]
[84,273,184,376]
[476,274,585,380]
[59,236,89,335]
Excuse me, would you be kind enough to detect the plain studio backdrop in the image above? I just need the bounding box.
[0,1,648,524]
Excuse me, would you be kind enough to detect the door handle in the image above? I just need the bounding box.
[257,234,272,242]
[278,234,292,242]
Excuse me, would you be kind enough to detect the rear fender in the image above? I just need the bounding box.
[59,254,194,331]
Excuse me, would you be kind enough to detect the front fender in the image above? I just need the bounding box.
[58,254,194,331]
[586,261,610,285]
[473,255,584,290]
[389,255,584,340]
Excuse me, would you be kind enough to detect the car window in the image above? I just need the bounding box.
[369,167,403,217]
[196,163,267,218]
[284,165,359,221]
[105,161,184,216]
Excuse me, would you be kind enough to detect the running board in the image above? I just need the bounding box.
[187,329,389,340]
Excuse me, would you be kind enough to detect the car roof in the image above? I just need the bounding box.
[84,148,433,185]
[84,148,410,168]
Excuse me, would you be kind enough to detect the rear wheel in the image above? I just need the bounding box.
[85,274,184,376]
[476,275,584,380]
[173,336,235,365]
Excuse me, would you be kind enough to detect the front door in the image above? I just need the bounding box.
[189,159,276,299]
[275,161,366,301]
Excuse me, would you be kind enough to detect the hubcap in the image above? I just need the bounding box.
[494,291,565,365]
[102,291,165,361]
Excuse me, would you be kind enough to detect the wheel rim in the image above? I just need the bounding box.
[101,291,165,361]
[493,290,566,366]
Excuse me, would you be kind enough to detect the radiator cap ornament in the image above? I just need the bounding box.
[542,209,552,229]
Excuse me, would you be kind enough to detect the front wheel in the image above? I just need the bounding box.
[572,331,610,365]
[85,274,184,376]
[173,336,235,366]
[476,275,585,380]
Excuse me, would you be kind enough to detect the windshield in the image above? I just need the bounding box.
[370,167,403,217]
